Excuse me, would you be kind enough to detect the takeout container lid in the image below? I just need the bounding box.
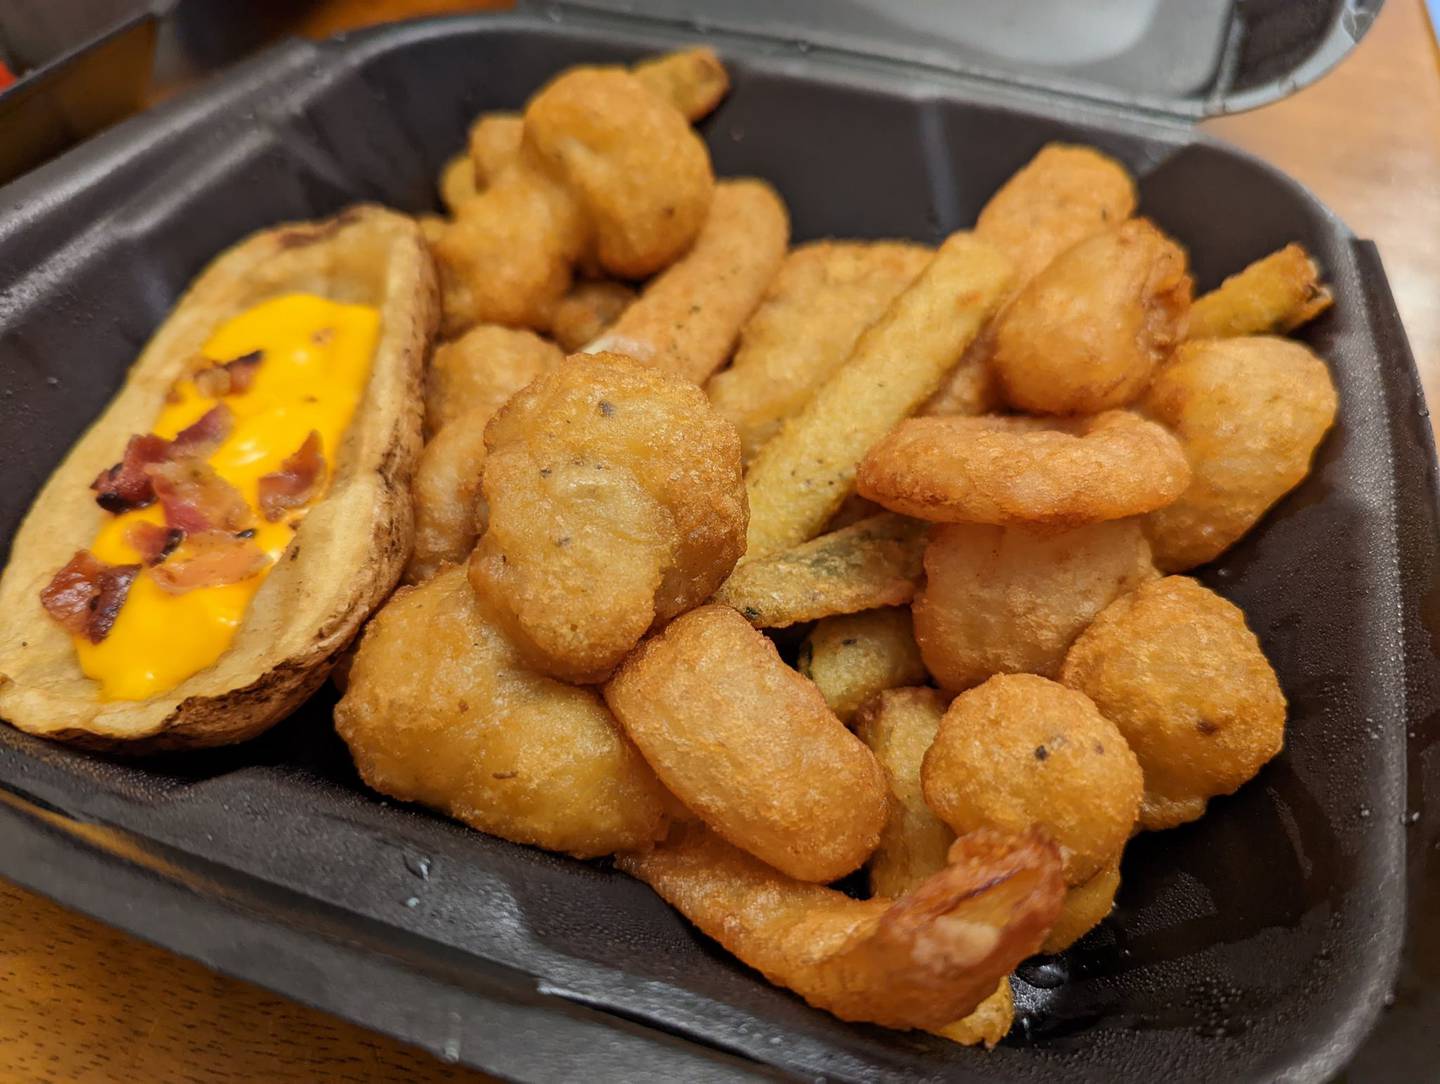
[0,1,1432,1082]
[552,0,1383,120]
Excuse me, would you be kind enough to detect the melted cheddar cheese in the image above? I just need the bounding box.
[77,294,379,700]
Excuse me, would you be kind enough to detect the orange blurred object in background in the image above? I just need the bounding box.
[294,0,512,38]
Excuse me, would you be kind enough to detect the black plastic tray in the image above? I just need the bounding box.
[0,10,1436,1082]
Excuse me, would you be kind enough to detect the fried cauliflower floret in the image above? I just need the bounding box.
[405,410,489,584]
[334,567,671,858]
[467,112,524,187]
[432,157,588,334]
[912,519,1157,692]
[468,352,746,683]
[1061,576,1287,830]
[922,673,1142,885]
[425,323,563,435]
[1141,336,1339,571]
[523,67,714,278]
[550,280,637,352]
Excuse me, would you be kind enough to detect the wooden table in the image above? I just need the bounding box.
[3,2,1438,1080]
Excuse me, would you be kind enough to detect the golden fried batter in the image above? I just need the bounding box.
[1042,862,1121,952]
[550,280,637,352]
[425,323,562,435]
[913,519,1157,692]
[743,232,1012,556]
[920,333,1003,419]
[798,607,928,723]
[587,179,789,383]
[524,67,714,278]
[922,145,1136,422]
[405,409,489,584]
[1141,336,1339,571]
[923,674,1142,884]
[714,513,927,628]
[1188,243,1332,340]
[707,241,933,458]
[858,412,1190,528]
[993,219,1191,415]
[1060,576,1287,831]
[935,981,1015,1048]
[854,687,955,897]
[467,113,524,187]
[975,143,1137,289]
[854,686,1017,1046]
[605,605,886,882]
[438,152,478,213]
[432,159,587,334]
[334,568,671,857]
[619,822,1063,1030]
[469,352,746,683]
[632,46,731,120]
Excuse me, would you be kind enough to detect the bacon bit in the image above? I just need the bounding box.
[258,431,325,522]
[90,433,170,513]
[147,458,254,534]
[171,404,233,458]
[192,350,263,398]
[150,531,270,594]
[126,521,185,566]
[40,550,140,643]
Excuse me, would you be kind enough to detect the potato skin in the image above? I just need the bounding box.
[425,323,562,436]
[0,206,436,749]
[1060,576,1287,831]
[605,605,887,882]
[469,353,746,683]
[1141,336,1339,572]
[923,674,1142,884]
[335,568,670,857]
[913,519,1156,693]
[993,219,1191,415]
[859,412,1190,529]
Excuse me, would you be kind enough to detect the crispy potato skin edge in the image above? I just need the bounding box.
[0,205,438,749]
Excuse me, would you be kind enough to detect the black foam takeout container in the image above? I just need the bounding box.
[1,4,1438,1081]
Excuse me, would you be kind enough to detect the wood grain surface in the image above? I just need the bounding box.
[3,2,1437,1081]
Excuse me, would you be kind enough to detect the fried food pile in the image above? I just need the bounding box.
[336,47,1339,1047]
